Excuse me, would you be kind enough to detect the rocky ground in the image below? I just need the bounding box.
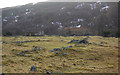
[2,36,119,73]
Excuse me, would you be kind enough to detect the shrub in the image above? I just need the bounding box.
[5,32,12,36]
[102,31,111,37]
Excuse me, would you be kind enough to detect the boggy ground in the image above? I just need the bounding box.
[2,36,119,73]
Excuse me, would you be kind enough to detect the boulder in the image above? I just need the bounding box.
[22,50,28,53]
[18,52,25,56]
[62,53,68,56]
[2,54,6,57]
[2,41,6,44]
[62,47,66,50]
[68,39,79,43]
[49,49,54,52]
[53,48,61,51]
[68,37,89,44]
[100,42,107,44]
[73,64,76,66]
[66,46,72,48]
[55,51,60,54]
[78,38,88,44]
[30,66,37,71]
[46,71,51,74]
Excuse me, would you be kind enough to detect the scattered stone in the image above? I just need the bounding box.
[99,45,103,46]
[95,43,98,45]
[2,54,6,57]
[62,47,67,50]
[16,41,23,43]
[18,52,25,56]
[30,66,37,71]
[2,41,6,44]
[40,54,43,56]
[66,46,72,48]
[100,42,107,44]
[68,39,79,43]
[88,43,92,44]
[30,40,33,42]
[55,51,60,54]
[39,47,42,50]
[17,50,29,56]
[49,49,54,52]
[1,73,6,75]
[17,44,22,46]
[73,64,76,66]
[22,50,28,53]
[46,71,51,74]
[54,48,60,50]
[50,46,72,53]
[69,46,72,47]
[33,46,42,51]
[62,46,72,50]
[68,37,89,44]
[62,53,68,56]
[53,48,61,51]
[78,38,88,44]
[12,49,15,51]
[60,40,64,41]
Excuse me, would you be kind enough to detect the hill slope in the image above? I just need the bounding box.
[2,2,118,36]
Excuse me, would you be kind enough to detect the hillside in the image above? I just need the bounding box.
[2,2,118,36]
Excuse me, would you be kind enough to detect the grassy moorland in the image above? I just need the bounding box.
[2,36,119,73]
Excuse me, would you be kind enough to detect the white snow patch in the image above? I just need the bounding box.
[25,11,30,14]
[75,4,83,9]
[56,22,61,25]
[14,15,19,18]
[59,25,63,28]
[3,19,7,22]
[105,25,108,27]
[70,21,76,23]
[32,2,38,5]
[101,6,109,10]
[67,12,71,15]
[5,17,7,19]
[11,13,14,15]
[76,25,81,28]
[97,1,101,4]
[78,19,84,22]
[59,23,62,25]
[94,3,97,9]
[90,4,92,7]
[52,22,54,24]
[26,9,29,11]
[61,7,65,10]
[15,19,18,22]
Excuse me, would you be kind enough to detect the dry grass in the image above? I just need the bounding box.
[2,36,118,73]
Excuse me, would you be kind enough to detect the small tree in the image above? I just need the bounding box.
[5,32,12,36]
[102,31,111,37]
[115,31,120,37]
[66,30,72,36]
